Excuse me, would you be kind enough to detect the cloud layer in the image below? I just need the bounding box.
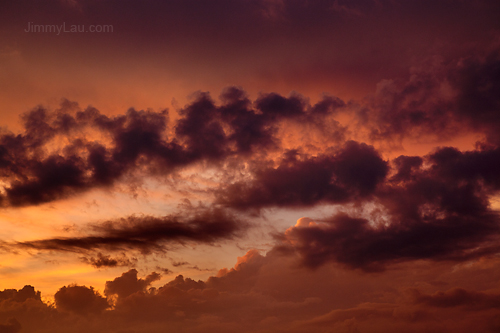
[1,250,500,332]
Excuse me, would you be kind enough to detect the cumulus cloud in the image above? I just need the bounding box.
[217,140,388,209]
[54,285,109,315]
[361,46,500,144]
[0,286,41,303]
[105,269,161,299]
[275,145,500,270]
[0,88,344,207]
[1,251,500,332]
[0,318,21,333]
[0,286,54,333]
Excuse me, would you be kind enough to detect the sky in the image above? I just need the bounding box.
[0,0,500,332]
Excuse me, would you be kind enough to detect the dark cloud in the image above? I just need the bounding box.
[255,92,307,119]
[15,208,244,253]
[161,274,206,292]
[411,288,500,310]
[0,286,51,333]
[428,146,500,191]
[175,92,229,160]
[80,252,135,268]
[0,106,173,206]
[171,260,189,267]
[0,318,21,333]
[188,265,214,272]
[309,95,346,116]
[218,87,278,154]
[217,141,388,209]
[278,212,499,272]
[0,89,343,207]
[4,154,88,207]
[362,46,500,143]
[0,286,41,303]
[155,266,173,275]
[276,145,500,271]
[175,88,345,158]
[1,250,500,333]
[452,49,500,142]
[390,155,423,183]
[206,249,266,293]
[105,269,161,300]
[54,285,109,315]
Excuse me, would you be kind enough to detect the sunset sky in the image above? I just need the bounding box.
[1,0,500,332]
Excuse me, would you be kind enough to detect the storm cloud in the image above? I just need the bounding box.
[276,145,500,270]
[217,140,388,209]
[0,89,344,207]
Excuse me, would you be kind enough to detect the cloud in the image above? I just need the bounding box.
[411,288,500,310]
[275,145,500,270]
[0,318,21,333]
[452,49,500,141]
[1,251,500,332]
[155,266,173,275]
[105,269,161,300]
[188,265,214,272]
[277,212,499,272]
[54,285,109,315]
[361,46,500,143]
[0,286,53,332]
[206,249,266,293]
[14,208,244,254]
[0,106,173,206]
[80,252,135,268]
[0,286,41,303]
[0,89,344,207]
[171,260,189,267]
[217,140,388,209]
[299,303,397,327]
[176,88,345,158]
